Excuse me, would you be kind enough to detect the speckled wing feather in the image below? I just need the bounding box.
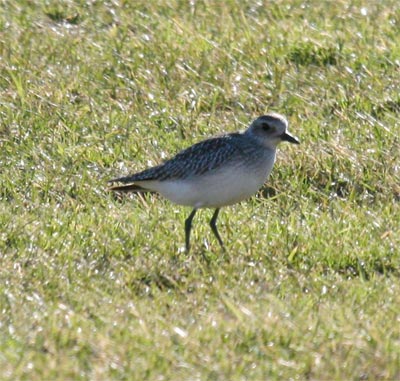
[109,133,247,184]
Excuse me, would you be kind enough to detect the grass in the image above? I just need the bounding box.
[1,0,400,380]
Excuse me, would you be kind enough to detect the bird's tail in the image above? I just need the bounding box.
[108,174,153,193]
[108,183,150,193]
[108,174,138,184]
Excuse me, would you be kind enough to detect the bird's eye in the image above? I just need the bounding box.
[262,123,271,131]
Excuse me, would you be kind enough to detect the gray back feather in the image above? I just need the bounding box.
[113,133,256,183]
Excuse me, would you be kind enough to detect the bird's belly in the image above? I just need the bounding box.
[154,165,270,208]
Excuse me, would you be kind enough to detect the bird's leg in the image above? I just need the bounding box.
[185,208,197,253]
[210,208,225,250]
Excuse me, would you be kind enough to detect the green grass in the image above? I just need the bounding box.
[1,0,400,380]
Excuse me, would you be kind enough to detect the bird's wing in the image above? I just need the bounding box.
[109,134,246,184]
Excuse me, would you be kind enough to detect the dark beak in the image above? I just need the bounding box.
[281,132,300,144]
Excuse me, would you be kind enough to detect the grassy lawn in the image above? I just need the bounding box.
[1,1,400,380]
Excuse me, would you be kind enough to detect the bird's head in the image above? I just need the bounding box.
[247,113,300,149]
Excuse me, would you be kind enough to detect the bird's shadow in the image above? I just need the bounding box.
[257,185,278,200]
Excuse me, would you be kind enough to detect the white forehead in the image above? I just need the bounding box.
[254,113,288,132]
[262,113,288,126]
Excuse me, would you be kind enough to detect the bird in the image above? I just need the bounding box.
[108,113,300,253]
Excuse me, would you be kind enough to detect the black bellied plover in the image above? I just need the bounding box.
[109,113,300,252]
